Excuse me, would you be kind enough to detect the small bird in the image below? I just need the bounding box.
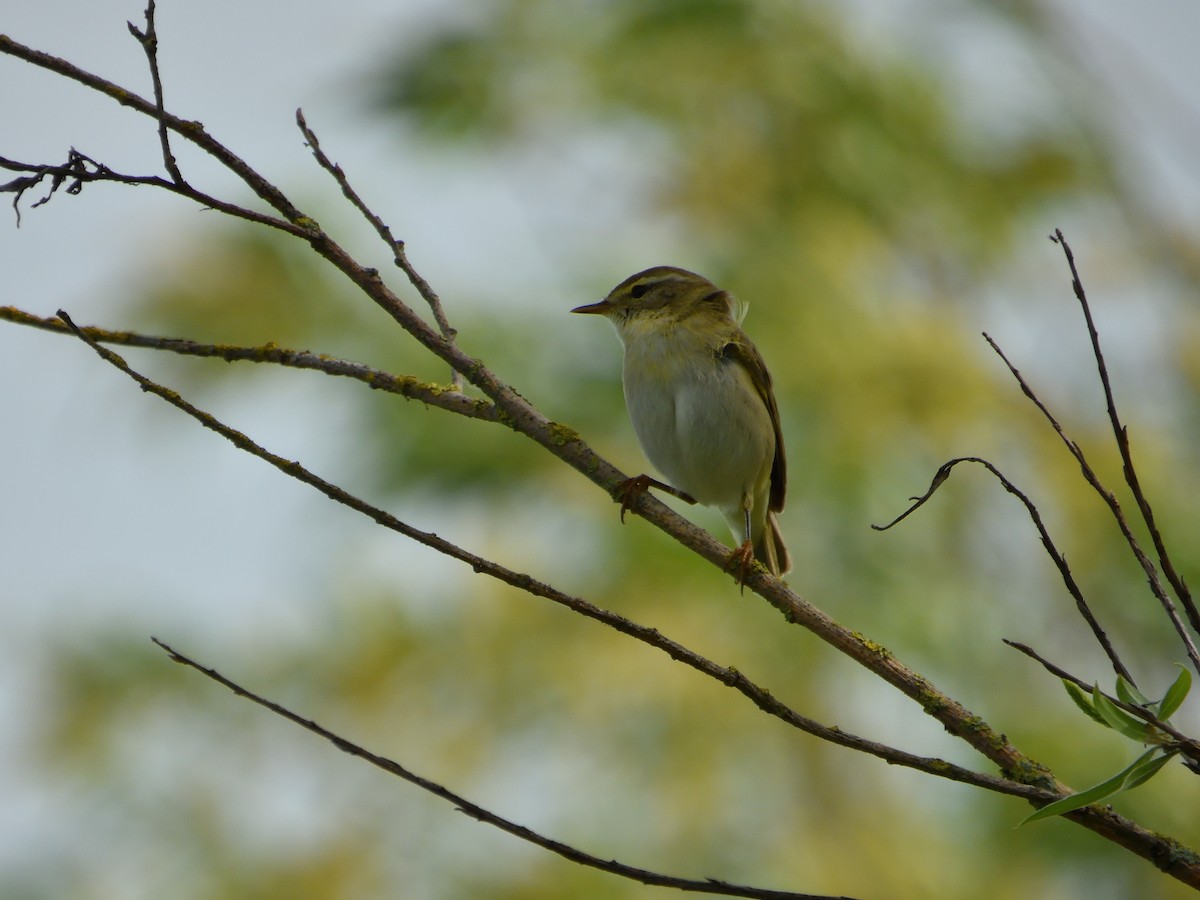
[572,266,789,581]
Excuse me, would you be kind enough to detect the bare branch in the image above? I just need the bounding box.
[295,109,463,390]
[0,306,493,421]
[127,0,183,184]
[0,31,704,574]
[1050,229,1200,636]
[150,639,852,900]
[0,36,662,542]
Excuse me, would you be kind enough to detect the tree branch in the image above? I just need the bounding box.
[0,306,493,422]
[149,638,852,900]
[62,298,1200,885]
[49,308,1044,803]
[0,32,307,224]
[0,151,306,235]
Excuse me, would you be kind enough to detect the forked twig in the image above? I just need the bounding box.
[150,638,850,900]
[874,456,1133,682]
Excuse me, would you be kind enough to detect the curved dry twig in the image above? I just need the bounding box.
[150,638,852,900]
[0,33,308,228]
[873,455,1133,683]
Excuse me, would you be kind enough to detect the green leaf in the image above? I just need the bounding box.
[1092,686,1152,742]
[1064,681,1108,726]
[1020,748,1165,825]
[1124,750,1175,790]
[1116,676,1149,707]
[1158,665,1192,721]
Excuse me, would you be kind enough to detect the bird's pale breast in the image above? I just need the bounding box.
[620,325,774,514]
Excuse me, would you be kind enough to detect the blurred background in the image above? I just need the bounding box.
[3,1,1200,897]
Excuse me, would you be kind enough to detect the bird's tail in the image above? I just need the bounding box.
[754,511,791,577]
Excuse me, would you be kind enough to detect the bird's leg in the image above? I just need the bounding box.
[615,474,696,523]
[724,504,757,589]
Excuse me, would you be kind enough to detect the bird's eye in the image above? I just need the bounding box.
[629,282,651,299]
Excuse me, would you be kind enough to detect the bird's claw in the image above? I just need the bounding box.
[614,474,696,522]
[725,540,756,591]
[616,474,654,523]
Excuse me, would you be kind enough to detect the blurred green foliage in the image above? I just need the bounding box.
[14,1,1200,898]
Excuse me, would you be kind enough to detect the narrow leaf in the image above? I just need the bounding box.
[1020,748,1162,825]
[1159,665,1192,721]
[1021,772,1130,824]
[1116,676,1149,707]
[1064,681,1108,726]
[1124,750,1174,790]
[1092,687,1152,742]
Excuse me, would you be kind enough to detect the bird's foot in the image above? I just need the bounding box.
[614,474,696,523]
[725,540,756,590]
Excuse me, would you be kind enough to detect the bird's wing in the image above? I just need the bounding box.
[720,332,786,512]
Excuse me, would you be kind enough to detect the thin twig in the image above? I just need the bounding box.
[127,0,183,184]
[1,306,491,421]
[984,330,1200,675]
[295,109,463,390]
[1050,229,1200,636]
[873,455,1133,683]
[49,308,1039,801]
[150,639,849,900]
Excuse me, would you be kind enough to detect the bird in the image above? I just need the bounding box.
[572,266,789,582]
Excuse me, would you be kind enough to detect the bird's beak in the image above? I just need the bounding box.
[570,300,611,315]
